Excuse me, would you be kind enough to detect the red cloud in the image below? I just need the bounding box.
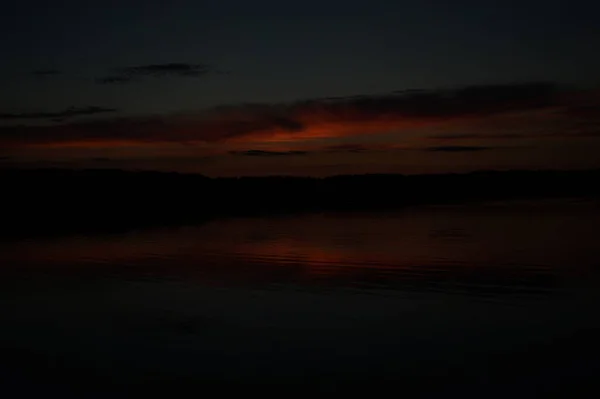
[2,82,597,153]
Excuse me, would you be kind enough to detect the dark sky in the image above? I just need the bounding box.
[2,0,600,175]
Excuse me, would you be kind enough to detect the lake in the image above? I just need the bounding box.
[1,199,599,397]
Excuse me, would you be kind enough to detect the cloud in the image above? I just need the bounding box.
[0,115,173,148]
[428,133,529,140]
[1,82,596,150]
[229,144,394,157]
[95,76,133,85]
[230,150,309,157]
[572,131,600,138]
[324,144,381,153]
[561,105,600,119]
[424,146,494,152]
[0,106,118,121]
[96,62,220,84]
[31,69,61,76]
[210,82,562,143]
[285,82,560,125]
[427,133,481,140]
[119,63,212,77]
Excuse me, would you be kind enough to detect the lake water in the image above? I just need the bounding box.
[1,199,600,397]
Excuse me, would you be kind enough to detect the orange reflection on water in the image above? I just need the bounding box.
[3,201,600,294]
[230,237,362,277]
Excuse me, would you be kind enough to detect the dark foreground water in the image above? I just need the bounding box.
[1,199,600,397]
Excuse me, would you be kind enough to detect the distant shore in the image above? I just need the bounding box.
[2,168,599,238]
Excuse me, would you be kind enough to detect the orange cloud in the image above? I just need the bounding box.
[1,82,566,149]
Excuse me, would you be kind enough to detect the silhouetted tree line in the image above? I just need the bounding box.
[1,168,599,237]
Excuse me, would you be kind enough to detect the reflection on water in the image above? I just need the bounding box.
[3,199,600,299]
[1,199,600,396]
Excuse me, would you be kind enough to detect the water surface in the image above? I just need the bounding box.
[1,199,599,396]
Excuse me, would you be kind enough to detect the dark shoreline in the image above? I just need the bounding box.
[2,167,600,239]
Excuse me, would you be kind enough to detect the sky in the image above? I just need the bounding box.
[1,0,600,176]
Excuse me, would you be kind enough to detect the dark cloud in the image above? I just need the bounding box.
[392,89,426,94]
[119,63,212,77]
[31,69,61,76]
[324,144,377,153]
[230,145,389,157]
[208,82,561,140]
[572,131,600,138]
[0,82,591,149]
[268,116,304,131]
[0,106,118,121]
[97,63,219,84]
[285,82,560,121]
[316,94,372,101]
[424,146,494,152]
[0,116,171,147]
[95,76,133,85]
[561,105,600,119]
[230,150,309,157]
[428,133,482,140]
[428,133,528,140]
